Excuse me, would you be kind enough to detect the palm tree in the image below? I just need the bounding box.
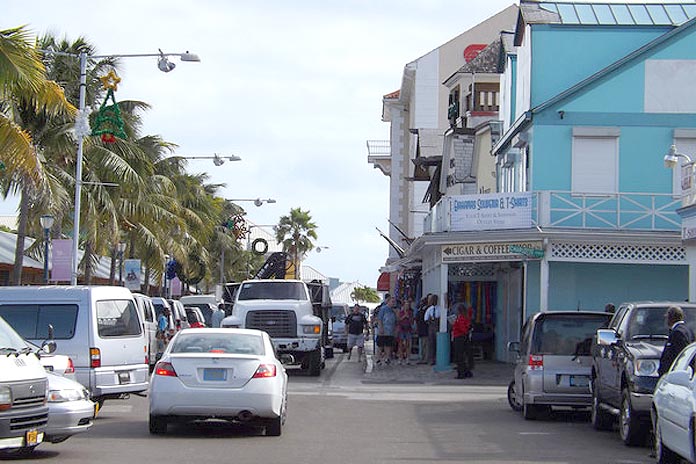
[0,26,76,284]
[274,208,318,279]
[351,286,381,304]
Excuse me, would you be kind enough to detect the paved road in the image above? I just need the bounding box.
[25,354,654,464]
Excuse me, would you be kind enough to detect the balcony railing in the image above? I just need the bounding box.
[423,191,681,234]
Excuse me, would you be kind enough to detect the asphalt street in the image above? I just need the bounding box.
[21,353,655,464]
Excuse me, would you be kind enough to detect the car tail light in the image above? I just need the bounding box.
[90,348,101,368]
[65,357,75,374]
[252,364,277,378]
[144,345,148,365]
[528,354,543,371]
[154,362,177,377]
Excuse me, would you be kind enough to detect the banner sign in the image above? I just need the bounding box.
[450,192,532,231]
[123,259,141,291]
[50,239,72,282]
[170,277,182,297]
[442,241,544,263]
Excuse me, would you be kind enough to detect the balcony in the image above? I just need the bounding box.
[423,191,681,234]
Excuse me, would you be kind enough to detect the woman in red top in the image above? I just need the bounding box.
[452,304,473,379]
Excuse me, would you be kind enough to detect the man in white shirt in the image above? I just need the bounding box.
[424,294,441,365]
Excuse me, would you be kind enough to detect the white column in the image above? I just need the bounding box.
[687,245,696,302]
[540,256,549,312]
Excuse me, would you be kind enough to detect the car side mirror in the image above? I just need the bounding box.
[507,341,520,353]
[596,329,618,346]
[667,370,692,388]
[41,340,57,354]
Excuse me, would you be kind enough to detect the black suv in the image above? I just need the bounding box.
[590,301,696,445]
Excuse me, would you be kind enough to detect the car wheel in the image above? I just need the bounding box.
[507,380,523,412]
[620,388,645,446]
[654,414,678,464]
[149,415,168,435]
[266,416,282,436]
[590,379,613,431]
[308,351,321,376]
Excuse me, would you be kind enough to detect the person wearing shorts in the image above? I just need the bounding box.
[345,304,369,361]
[376,296,397,365]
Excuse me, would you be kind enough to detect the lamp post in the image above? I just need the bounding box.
[227,198,276,207]
[173,154,241,166]
[40,48,201,285]
[39,215,54,284]
[664,144,696,206]
[315,246,330,253]
[117,242,127,286]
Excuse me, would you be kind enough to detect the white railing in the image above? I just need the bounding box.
[423,191,681,234]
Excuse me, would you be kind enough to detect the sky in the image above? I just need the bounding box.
[1,0,662,287]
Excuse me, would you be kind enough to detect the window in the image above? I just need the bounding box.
[572,128,619,195]
[238,281,308,301]
[171,333,265,355]
[0,304,78,340]
[532,315,610,355]
[96,300,141,337]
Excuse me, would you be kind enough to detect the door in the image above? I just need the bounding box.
[94,299,146,371]
[660,346,696,458]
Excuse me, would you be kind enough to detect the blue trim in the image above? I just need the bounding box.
[535,111,696,126]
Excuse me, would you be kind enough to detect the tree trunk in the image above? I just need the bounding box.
[11,183,32,285]
[108,245,117,285]
[84,241,93,284]
[143,266,151,295]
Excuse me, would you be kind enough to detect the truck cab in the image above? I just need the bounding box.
[222,279,325,375]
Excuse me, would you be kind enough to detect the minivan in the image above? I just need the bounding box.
[131,293,158,370]
[507,311,611,420]
[0,286,149,405]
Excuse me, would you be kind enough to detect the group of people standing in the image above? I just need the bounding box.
[365,293,476,379]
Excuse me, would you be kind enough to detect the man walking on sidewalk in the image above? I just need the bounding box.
[376,296,397,366]
[345,304,369,361]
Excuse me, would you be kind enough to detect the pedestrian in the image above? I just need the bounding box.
[604,303,616,314]
[345,304,369,361]
[396,300,414,365]
[375,296,397,366]
[156,308,171,358]
[658,306,695,376]
[424,294,441,365]
[415,296,429,364]
[212,303,226,328]
[452,304,474,379]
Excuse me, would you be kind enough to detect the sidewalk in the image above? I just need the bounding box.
[361,354,513,386]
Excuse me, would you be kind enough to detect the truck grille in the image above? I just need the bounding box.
[10,413,48,431]
[245,310,296,338]
[11,379,47,409]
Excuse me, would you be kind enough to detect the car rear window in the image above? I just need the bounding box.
[624,306,696,340]
[171,333,265,355]
[96,300,141,337]
[532,314,610,356]
[0,304,78,340]
[238,282,307,301]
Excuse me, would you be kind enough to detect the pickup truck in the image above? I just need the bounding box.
[590,301,696,445]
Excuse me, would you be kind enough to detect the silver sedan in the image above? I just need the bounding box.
[45,372,95,443]
[148,328,288,436]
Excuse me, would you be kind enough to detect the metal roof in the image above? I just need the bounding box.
[534,2,696,26]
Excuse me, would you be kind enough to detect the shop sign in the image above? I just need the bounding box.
[450,192,532,231]
[441,241,544,263]
[682,214,696,241]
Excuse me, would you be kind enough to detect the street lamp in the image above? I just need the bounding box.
[40,48,201,285]
[117,242,127,286]
[664,144,693,168]
[315,246,330,253]
[172,154,241,166]
[39,215,54,283]
[227,198,277,207]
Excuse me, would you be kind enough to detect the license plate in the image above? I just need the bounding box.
[570,375,589,387]
[25,429,38,446]
[118,372,131,384]
[203,368,227,381]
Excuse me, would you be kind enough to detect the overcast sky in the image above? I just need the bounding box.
[2,0,660,287]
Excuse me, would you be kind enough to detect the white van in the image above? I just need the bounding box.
[0,315,50,454]
[0,286,149,405]
[131,293,158,370]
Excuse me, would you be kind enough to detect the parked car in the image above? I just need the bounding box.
[652,341,696,464]
[149,328,288,436]
[44,372,95,443]
[507,311,612,420]
[179,294,220,326]
[132,293,158,369]
[184,307,206,328]
[168,299,191,331]
[591,302,696,446]
[329,304,349,352]
[0,286,149,407]
[25,340,76,381]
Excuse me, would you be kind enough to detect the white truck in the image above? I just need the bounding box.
[221,279,325,376]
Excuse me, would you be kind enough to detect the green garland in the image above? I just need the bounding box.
[91,88,126,143]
